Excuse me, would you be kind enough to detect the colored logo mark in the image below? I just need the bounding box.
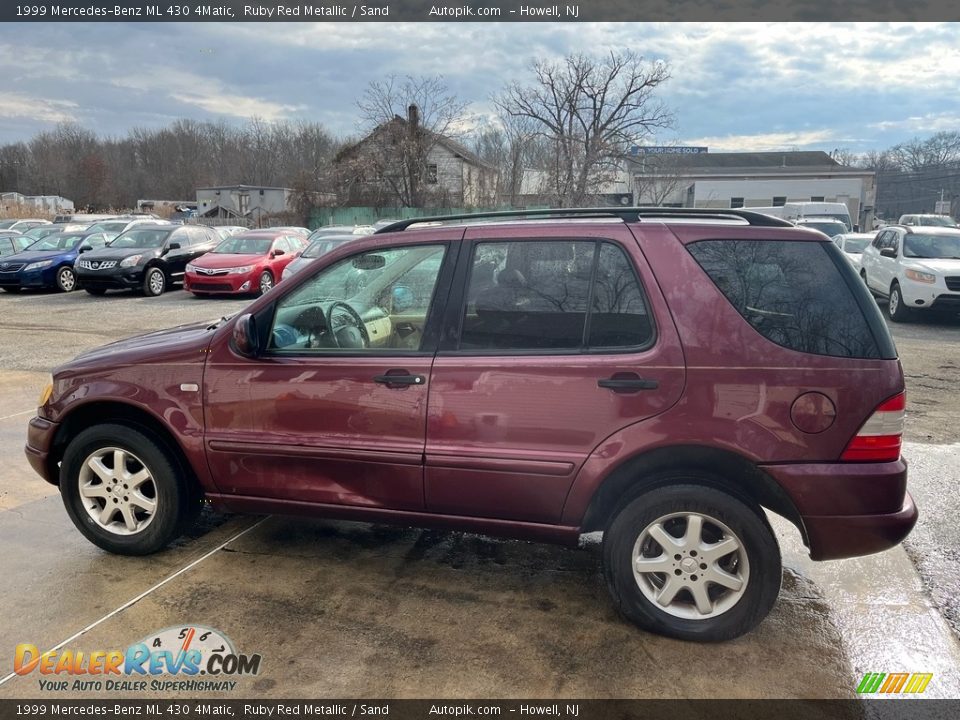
[856,672,933,694]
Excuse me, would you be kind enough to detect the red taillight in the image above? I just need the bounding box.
[841,391,905,462]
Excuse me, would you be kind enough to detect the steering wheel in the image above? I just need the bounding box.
[327,301,369,349]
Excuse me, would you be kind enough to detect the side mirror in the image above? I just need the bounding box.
[78,245,92,254]
[232,313,259,358]
[880,247,897,259]
[272,248,285,257]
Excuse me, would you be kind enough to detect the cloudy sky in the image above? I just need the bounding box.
[1,22,958,152]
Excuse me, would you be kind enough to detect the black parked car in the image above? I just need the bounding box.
[75,224,220,296]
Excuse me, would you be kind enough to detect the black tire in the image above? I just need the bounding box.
[59,424,194,555]
[56,266,78,293]
[2,287,20,293]
[85,287,107,296]
[257,270,274,296]
[888,281,912,323]
[603,483,781,642]
[143,267,166,296]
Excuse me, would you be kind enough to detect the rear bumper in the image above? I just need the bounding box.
[25,415,59,485]
[762,458,917,560]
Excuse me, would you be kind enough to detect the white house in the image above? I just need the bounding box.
[196,185,293,223]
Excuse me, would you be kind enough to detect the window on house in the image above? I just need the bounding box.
[426,164,438,184]
[811,196,825,202]
[730,197,744,209]
[772,196,787,206]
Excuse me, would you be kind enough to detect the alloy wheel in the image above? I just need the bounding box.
[259,272,273,294]
[889,288,900,315]
[78,447,158,535]
[58,268,76,292]
[632,512,750,620]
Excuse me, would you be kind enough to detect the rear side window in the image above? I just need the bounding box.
[687,240,881,358]
[459,240,654,352]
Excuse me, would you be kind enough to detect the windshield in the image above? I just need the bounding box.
[903,233,960,259]
[214,236,273,255]
[799,221,848,237]
[110,229,171,249]
[843,237,872,253]
[25,226,60,240]
[302,237,353,259]
[87,222,129,233]
[918,216,958,227]
[29,234,84,251]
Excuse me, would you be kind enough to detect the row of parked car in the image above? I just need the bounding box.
[0,215,382,298]
[828,214,960,322]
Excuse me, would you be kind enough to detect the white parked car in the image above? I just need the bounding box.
[897,214,958,228]
[860,225,960,321]
[832,232,877,272]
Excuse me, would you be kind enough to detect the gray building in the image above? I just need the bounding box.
[630,151,877,229]
[196,185,293,224]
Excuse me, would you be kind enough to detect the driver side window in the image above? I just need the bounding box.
[269,244,447,354]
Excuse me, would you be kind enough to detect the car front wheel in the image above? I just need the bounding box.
[603,483,781,642]
[143,267,166,296]
[60,424,195,555]
[257,270,274,296]
[56,266,77,292]
[888,282,912,323]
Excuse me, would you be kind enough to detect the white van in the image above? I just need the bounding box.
[782,202,853,232]
[741,205,786,219]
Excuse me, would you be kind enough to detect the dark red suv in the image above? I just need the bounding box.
[25,208,917,641]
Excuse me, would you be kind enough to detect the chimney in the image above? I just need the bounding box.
[407,104,420,128]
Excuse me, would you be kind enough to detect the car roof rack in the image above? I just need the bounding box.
[374,207,794,233]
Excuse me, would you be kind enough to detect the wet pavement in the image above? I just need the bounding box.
[0,289,958,699]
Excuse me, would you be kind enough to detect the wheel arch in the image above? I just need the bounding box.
[578,444,808,543]
[50,400,202,500]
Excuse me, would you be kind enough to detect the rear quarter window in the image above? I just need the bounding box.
[687,239,883,359]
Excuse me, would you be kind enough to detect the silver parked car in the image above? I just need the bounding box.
[280,234,358,281]
[832,232,877,272]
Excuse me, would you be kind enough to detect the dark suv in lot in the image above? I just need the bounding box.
[25,208,915,641]
[75,224,220,296]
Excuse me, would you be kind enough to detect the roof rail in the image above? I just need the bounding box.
[374,207,795,233]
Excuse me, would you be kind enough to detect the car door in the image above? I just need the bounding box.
[202,233,461,510]
[423,225,686,524]
[876,229,901,293]
[862,231,887,292]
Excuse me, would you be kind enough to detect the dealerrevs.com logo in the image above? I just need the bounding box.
[14,625,262,692]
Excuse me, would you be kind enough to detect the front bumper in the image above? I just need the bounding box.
[762,458,918,560]
[25,415,60,485]
[76,266,144,290]
[185,270,256,294]
[899,277,960,311]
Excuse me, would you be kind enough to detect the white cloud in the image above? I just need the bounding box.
[685,129,853,152]
[869,113,960,133]
[0,92,80,123]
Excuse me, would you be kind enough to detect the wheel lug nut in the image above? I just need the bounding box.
[691,575,698,581]
[700,563,707,570]
[690,550,697,557]
[674,569,682,575]
[674,554,681,561]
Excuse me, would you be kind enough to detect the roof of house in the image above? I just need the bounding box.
[196,184,292,192]
[627,151,878,177]
[336,116,497,171]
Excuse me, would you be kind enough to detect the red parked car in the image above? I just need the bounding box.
[184,230,307,296]
[25,208,916,641]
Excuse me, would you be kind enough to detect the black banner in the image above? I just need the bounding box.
[2,1,960,22]
[2,700,960,720]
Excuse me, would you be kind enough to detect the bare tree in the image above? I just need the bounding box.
[891,131,960,171]
[336,75,467,207]
[632,153,690,206]
[495,50,672,206]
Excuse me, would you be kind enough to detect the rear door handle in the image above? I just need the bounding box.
[374,371,425,387]
[598,374,659,393]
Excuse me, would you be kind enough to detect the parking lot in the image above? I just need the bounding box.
[0,287,959,699]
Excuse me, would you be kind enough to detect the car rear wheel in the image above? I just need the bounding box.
[257,270,274,296]
[603,483,781,641]
[143,267,166,296]
[56,266,77,292]
[1,287,19,293]
[85,287,107,296]
[888,281,912,323]
[60,424,194,555]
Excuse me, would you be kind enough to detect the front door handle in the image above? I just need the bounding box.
[373,370,425,388]
[598,373,659,393]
